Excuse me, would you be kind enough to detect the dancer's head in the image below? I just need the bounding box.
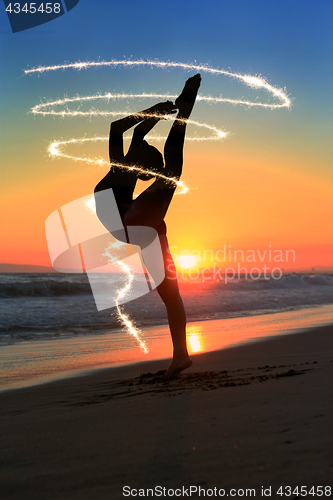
[126,141,164,180]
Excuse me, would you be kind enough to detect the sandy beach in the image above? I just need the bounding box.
[0,322,332,499]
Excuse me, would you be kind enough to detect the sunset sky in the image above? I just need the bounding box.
[1,0,332,271]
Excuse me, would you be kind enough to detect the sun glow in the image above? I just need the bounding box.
[178,255,197,269]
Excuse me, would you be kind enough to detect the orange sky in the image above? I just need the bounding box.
[1,139,332,270]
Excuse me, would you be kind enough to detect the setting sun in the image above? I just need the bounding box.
[178,255,197,269]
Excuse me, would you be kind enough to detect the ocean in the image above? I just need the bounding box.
[1,272,333,346]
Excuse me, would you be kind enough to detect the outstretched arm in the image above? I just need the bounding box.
[109,112,147,165]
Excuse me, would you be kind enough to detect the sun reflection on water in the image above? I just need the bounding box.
[187,326,204,353]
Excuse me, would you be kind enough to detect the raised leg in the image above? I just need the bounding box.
[164,73,202,179]
[123,74,201,230]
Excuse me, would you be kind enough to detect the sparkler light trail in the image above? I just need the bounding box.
[25,58,291,109]
[45,106,226,196]
[32,100,227,140]
[104,242,148,353]
[48,136,189,194]
[31,90,287,118]
[47,109,227,195]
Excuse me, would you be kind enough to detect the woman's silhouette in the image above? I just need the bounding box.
[95,74,201,378]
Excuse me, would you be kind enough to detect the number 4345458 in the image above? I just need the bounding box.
[6,3,61,14]
[276,486,331,496]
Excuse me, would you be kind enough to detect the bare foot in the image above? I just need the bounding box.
[175,74,201,117]
[162,356,193,379]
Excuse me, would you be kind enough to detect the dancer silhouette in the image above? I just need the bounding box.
[95,74,201,378]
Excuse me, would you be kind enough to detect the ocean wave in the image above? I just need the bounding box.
[1,273,332,299]
[1,272,333,345]
[0,280,92,298]
[219,273,333,290]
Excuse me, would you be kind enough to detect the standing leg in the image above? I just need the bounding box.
[156,234,192,378]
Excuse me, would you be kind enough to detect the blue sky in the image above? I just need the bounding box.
[1,0,332,111]
[1,0,332,184]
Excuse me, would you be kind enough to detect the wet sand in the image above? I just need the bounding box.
[2,304,333,392]
[0,324,332,499]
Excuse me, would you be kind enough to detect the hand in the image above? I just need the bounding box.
[149,101,177,118]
